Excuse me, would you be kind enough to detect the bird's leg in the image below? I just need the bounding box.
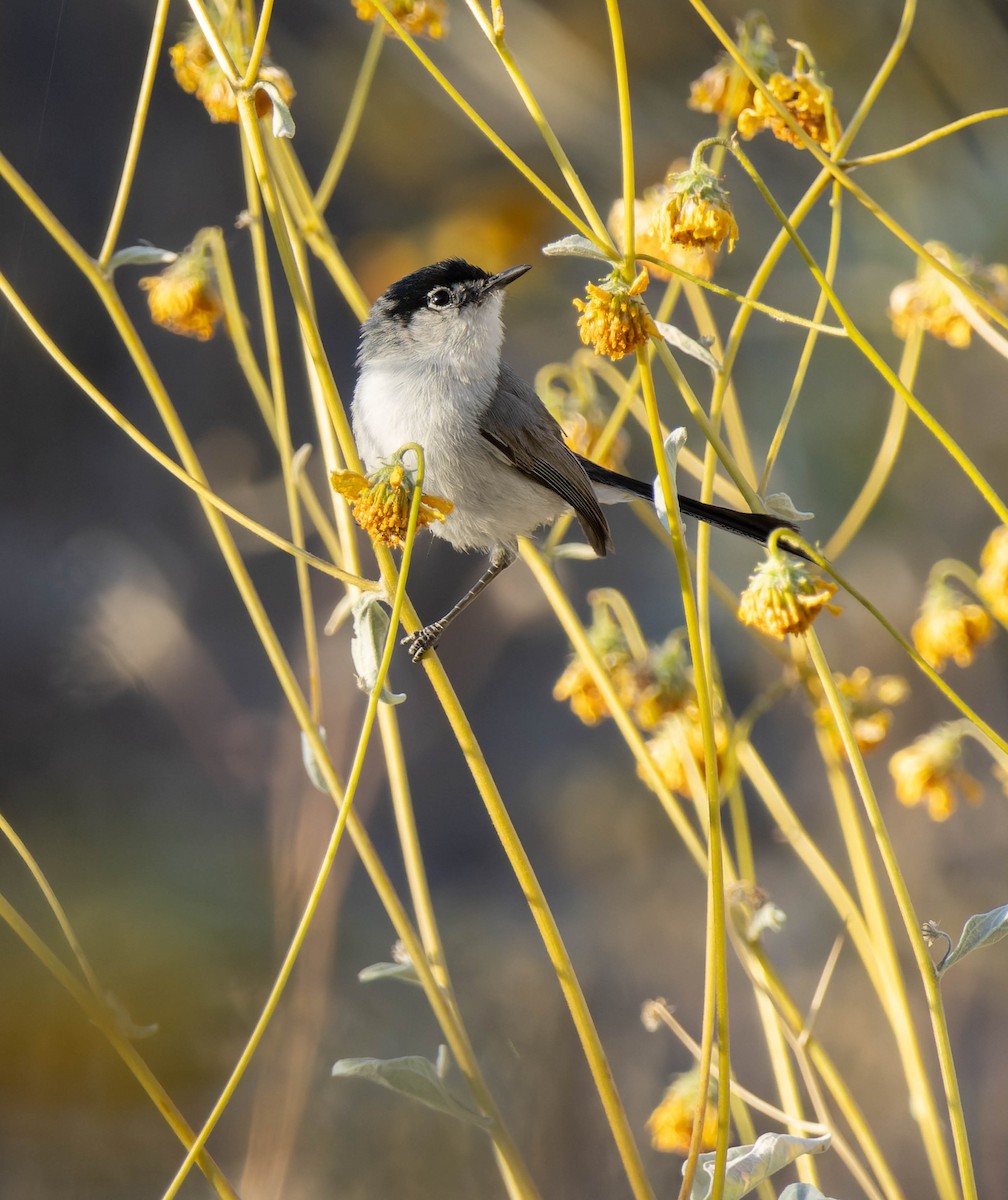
[404,545,516,662]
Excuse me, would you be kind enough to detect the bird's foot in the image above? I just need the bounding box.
[402,621,445,663]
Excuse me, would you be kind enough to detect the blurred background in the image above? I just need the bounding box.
[2,1,1008,1196]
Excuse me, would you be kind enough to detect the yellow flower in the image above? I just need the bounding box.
[631,633,693,730]
[911,583,993,671]
[639,703,729,797]
[352,0,447,39]
[139,234,224,341]
[608,187,717,282]
[977,526,1008,623]
[890,725,982,821]
[813,666,908,757]
[650,163,738,256]
[646,1068,719,1155]
[553,609,634,726]
[538,361,630,472]
[737,71,836,149]
[573,269,656,361]
[888,242,1008,348]
[331,458,453,548]
[738,553,839,640]
[688,12,777,120]
[169,24,295,124]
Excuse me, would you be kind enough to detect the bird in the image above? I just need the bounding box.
[351,258,799,661]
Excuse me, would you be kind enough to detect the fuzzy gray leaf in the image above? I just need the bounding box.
[331,1054,491,1127]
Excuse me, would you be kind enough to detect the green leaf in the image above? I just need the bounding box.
[351,595,405,705]
[331,1054,491,1127]
[653,427,687,534]
[686,1132,832,1200]
[938,903,1008,975]
[778,1185,838,1200]
[357,960,422,987]
[654,321,721,372]
[541,234,615,264]
[255,81,296,138]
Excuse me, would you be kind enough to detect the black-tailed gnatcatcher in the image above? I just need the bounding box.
[352,259,798,661]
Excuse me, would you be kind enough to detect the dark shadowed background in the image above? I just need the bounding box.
[2,1,1008,1197]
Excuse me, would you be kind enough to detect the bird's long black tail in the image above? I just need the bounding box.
[577,456,807,558]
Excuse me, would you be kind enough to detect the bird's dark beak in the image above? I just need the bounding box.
[485,263,532,292]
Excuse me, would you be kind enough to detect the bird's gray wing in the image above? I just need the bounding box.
[479,362,612,556]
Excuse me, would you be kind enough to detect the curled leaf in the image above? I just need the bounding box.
[331,1054,491,1127]
[301,726,329,793]
[653,321,721,372]
[104,991,158,1040]
[937,903,1008,975]
[763,492,815,522]
[106,245,178,273]
[255,81,296,138]
[351,594,405,705]
[686,1131,832,1200]
[653,427,687,533]
[778,1186,839,1200]
[357,960,422,987]
[541,234,616,264]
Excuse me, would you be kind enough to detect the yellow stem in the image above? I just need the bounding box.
[804,630,972,1200]
[0,890,239,1199]
[314,21,385,212]
[241,0,274,83]
[825,327,920,558]
[605,0,635,272]
[844,108,1008,167]
[99,0,171,266]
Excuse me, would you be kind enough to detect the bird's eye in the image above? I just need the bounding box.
[426,286,453,310]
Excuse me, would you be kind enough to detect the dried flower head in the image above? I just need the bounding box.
[169,24,295,124]
[331,456,453,548]
[538,362,630,472]
[911,582,993,671]
[688,12,777,120]
[650,163,739,256]
[139,234,224,341]
[553,608,635,727]
[573,269,656,361]
[352,0,447,39]
[631,633,693,730]
[813,666,909,756]
[608,185,717,282]
[888,242,1008,348]
[977,526,1008,623]
[646,1068,719,1155]
[737,70,836,149]
[890,724,981,822]
[639,703,729,798]
[738,552,839,640]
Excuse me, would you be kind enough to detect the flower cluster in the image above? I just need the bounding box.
[139,233,224,341]
[650,162,739,256]
[812,666,908,757]
[170,23,295,125]
[331,456,453,548]
[537,359,630,473]
[888,242,1008,348]
[978,526,1008,622]
[573,269,655,361]
[738,550,839,640]
[737,70,836,149]
[912,583,993,671]
[646,1068,719,1155]
[688,11,778,121]
[889,724,981,822]
[352,0,447,39]
[607,166,719,282]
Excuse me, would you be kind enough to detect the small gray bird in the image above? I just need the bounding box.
[352,258,797,661]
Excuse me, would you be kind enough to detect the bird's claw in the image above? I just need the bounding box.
[402,622,444,663]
